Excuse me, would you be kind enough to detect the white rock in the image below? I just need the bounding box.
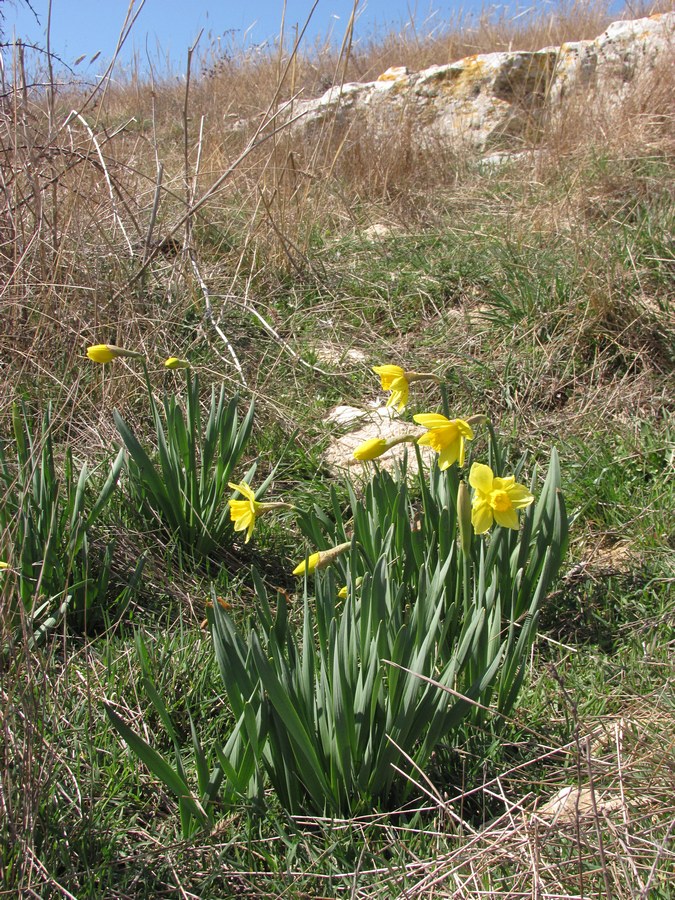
[362,222,396,240]
[314,344,367,365]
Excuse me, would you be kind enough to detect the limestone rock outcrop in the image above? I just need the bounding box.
[289,13,673,151]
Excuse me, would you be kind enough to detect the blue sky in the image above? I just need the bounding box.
[2,1,626,73]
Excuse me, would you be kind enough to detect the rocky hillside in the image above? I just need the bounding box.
[288,13,673,152]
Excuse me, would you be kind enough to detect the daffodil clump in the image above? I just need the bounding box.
[107,353,568,826]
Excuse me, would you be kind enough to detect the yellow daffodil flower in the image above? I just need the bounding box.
[164,357,191,369]
[373,365,443,412]
[469,462,534,534]
[373,365,409,411]
[414,413,474,469]
[228,481,262,543]
[86,344,143,364]
[228,482,294,543]
[292,541,352,576]
[352,434,418,461]
[0,561,8,570]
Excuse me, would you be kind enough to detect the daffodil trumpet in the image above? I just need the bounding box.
[292,541,352,576]
[86,344,144,364]
[228,481,295,544]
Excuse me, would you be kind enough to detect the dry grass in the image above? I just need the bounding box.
[341,712,675,898]
[2,2,672,385]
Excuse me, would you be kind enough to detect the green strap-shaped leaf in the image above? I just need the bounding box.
[250,632,330,806]
[104,703,207,826]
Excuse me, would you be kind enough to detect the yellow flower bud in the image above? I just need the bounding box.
[292,541,352,576]
[353,438,389,461]
[86,344,143,364]
[337,576,362,599]
[164,357,191,369]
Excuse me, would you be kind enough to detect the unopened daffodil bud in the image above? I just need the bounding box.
[164,357,191,369]
[337,576,363,599]
[353,434,419,462]
[353,438,389,461]
[292,541,352,576]
[86,344,144,364]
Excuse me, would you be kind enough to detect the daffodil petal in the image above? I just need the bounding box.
[493,476,515,491]
[373,365,406,390]
[469,462,494,494]
[389,376,409,410]
[471,501,493,534]
[494,506,520,530]
[413,413,451,429]
[232,509,253,533]
[438,442,460,470]
[228,481,256,502]
[373,364,405,378]
[507,484,535,508]
[456,419,474,439]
